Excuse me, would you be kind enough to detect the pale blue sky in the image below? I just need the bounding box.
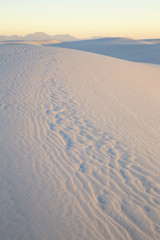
[1,0,160,38]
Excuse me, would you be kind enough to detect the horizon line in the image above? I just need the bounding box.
[0,32,160,40]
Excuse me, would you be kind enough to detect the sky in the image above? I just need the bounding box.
[0,0,160,39]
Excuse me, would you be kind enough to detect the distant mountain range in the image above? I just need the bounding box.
[0,32,79,42]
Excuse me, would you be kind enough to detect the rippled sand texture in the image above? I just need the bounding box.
[0,44,160,240]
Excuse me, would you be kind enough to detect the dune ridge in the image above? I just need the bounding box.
[47,37,160,65]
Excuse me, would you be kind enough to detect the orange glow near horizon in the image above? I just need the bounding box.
[0,0,160,39]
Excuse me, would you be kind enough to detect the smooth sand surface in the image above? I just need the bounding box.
[47,37,160,65]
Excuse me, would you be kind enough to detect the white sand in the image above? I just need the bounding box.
[0,44,160,240]
[0,39,60,46]
[49,37,160,65]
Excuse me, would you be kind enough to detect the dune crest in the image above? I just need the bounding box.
[47,37,160,65]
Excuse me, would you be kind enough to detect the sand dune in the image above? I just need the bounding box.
[0,44,160,240]
[0,39,61,46]
[142,39,160,44]
[47,37,160,65]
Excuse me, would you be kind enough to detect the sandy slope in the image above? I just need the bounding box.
[48,37,160,65]
[0,44,160,240]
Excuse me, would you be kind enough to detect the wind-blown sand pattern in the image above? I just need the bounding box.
[0,44,160,240]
